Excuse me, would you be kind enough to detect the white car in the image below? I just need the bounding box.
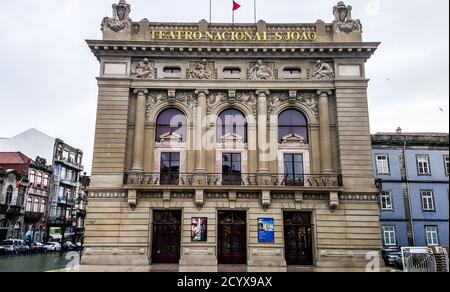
[44,242,61,252]
[1,239,29,254]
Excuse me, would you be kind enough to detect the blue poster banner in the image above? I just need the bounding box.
[258,218,275,243]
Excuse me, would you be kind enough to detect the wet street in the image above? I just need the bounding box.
[0,252,81,272]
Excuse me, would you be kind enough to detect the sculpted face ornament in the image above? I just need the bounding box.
[332,1,362,34]
[101,0,132,33]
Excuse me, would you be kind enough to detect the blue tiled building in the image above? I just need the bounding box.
[372,131,449,249]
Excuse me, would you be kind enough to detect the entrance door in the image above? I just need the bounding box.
[152,211,182,264]
[283,212,313,265]
[218,211,247,264]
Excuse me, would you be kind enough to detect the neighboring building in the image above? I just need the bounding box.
[0,153,31,241]
[0,130,85,244]
[83,1,381,270]
[47,139,84,243]
[24,157,53,243]
[372,131,449,249]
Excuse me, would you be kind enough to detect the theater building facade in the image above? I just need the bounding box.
[83,1,381,271]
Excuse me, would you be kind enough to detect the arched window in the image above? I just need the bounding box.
[217,109,247,143]
[155,108,187,143]
[278,109,309,144]
[6,186,13,205]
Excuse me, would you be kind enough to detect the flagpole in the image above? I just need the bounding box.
[209,0,212,24]
[232,0,235,26]
[254,0,257,23]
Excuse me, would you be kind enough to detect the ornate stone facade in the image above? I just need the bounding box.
[84,1,382,271]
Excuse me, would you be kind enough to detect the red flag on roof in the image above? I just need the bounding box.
[233,1,241,11]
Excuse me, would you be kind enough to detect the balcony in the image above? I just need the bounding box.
[24,211,44,221]
[55,157,84,171]
[0,204,24,216]
[125,173,343,190]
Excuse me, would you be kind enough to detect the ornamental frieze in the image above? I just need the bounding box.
[339,193,378,201]
[88,192,128,199]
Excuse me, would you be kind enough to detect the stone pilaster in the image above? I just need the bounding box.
[318,90,334,174]
[256,90,270,174]
[131,88,148,172]
[194,89,209,173]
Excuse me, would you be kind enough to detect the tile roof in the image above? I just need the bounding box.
[0,152,32,164]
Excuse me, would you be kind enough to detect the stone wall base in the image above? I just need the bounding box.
[81,247,149,266]
[316,249,385,271]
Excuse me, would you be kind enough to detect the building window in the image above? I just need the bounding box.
[160,152,180,185]
[43,174,49,187]
[63,150,70,161]
[40,199,46,214]
[36,172,42,185]
[380,191,394,211]
[29,171,36,184]
[61,167,66,179]
[417,155,431,175]
[17,188,25,207]
[163,66,182,78]
[223,67,241,79]
[382,226,397,246]
[444,155,449,176]
[33,198,39,213]
[375,154,390,175]
[5,185,13,205]
[26,197,33,212]
[217,109,248,143]
[421,191,435,211]
[284,154,304,186]
[222,153,242,186]
[283,67,302,78]
[278,109,309,144]
[425,226,439,246]
[156,108,187,143]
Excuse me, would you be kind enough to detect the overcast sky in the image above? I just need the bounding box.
[0,0,448,174]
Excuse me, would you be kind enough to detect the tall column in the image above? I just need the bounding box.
[256,90,270,173]
[131,88,148,172]
[318,90,333,174]
[194,89,209,173]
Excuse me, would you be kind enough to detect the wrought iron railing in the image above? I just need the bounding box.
[125,173,343,188]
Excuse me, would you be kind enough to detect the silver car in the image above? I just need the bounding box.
[1,239,30,254]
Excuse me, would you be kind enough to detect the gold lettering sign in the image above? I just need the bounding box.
[149,30,317,42]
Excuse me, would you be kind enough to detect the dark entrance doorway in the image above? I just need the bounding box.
[218,211,247,265]
[151,211,182,264]
[283,212,313,265]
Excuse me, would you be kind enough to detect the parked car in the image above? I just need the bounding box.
[1,239,29,255]
[75,242,83,251]
[43,242,61,252]
[29,242,46,253]
[0,246,5,255]
[382,249,402,267]
[63,241,76,251]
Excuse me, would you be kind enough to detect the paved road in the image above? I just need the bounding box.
[0,252,81,272]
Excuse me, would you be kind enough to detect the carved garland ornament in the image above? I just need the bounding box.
[145,90,197,120]
[268,92,319,120]
[207,91,257,115]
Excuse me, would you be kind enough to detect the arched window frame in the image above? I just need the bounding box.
[277,109,309,144]
[216,109,248,143]
[155,108,187,143]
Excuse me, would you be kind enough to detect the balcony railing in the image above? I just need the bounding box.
[0,204,24,215]
[55,157,84,171]
[125,173,343,188]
